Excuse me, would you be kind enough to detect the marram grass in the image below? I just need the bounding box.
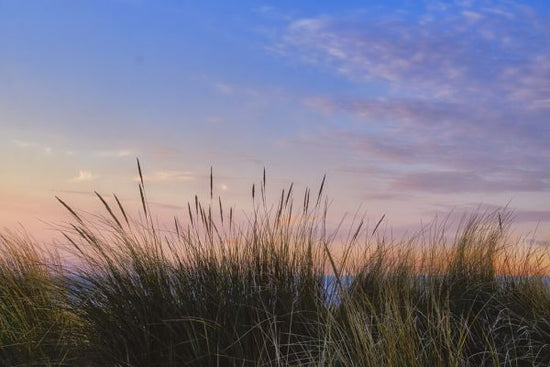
[1,163,549,366]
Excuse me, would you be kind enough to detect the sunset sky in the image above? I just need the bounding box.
[1,0,550,244]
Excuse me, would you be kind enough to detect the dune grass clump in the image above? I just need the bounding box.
[1,161,549,366]
[0,231,83,366]
[60,167,330,366]
[330,213,550,366]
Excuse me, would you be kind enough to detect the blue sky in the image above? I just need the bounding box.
[1,0,550,242]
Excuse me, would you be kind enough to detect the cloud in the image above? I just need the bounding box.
[136,170,198,183]
[279,2,550,111]
[275,2,550,195]
[13,139,53,154]
[50,189,95,196]
[212,81,267,98]
[13,139,35,149]
[392,170,548,194]
[149,201,185,210]
[513,210,550,223]
[426,202,550,227]
[281,3,548,102]
[291,127,550,193]
[254,5,292,21]
[70,170,97,182]
[214,83,234,95]
[97,149,136,158]
[206,116,225,125]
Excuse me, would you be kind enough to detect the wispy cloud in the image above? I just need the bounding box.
[49,189,95,196]
[135,170,198,183]
[97,149,137,158]
[206,116,225,125]
[149,201,185,210]
[281,3,547,102]
[70,170,97,182]
[426,202,550,225]
[214,83,235,95]
[392,170,548,194]
[275,1,550,195]
[213,81,265,98]
[13,139,35,149]
[13,139,53,154]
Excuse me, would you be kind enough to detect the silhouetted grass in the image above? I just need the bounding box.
[0,230,84,366]
[0,162,549,366]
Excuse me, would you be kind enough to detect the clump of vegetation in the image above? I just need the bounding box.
[0,161,548,366]
[331,214,550,366]
[0,230,83,366]
[60,166,328,366]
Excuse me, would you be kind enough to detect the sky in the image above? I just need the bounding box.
[1,0,550,244]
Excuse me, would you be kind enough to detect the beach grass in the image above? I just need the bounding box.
[0,230,84,366]
[1,163,549,366]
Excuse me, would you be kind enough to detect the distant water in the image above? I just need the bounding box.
[64,274,550,306]
[322,275,550,304]
[322,275,353,304]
